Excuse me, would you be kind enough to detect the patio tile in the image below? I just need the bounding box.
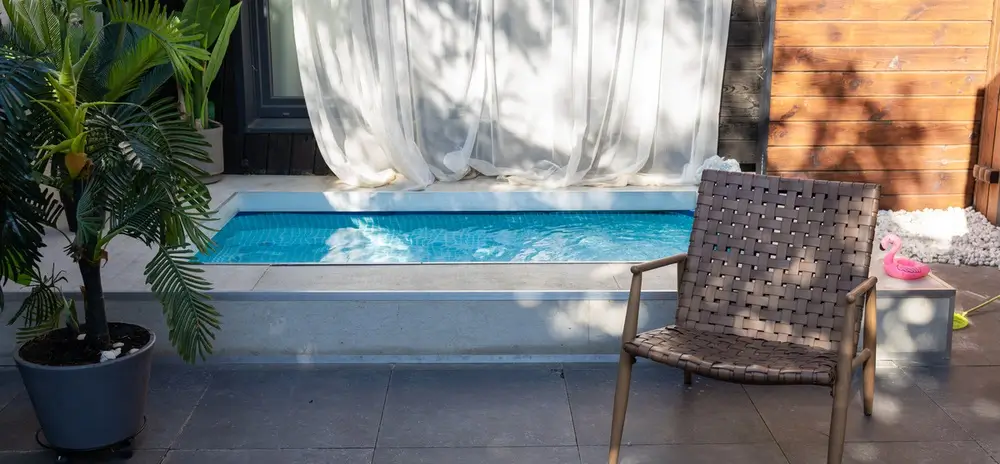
[0,369,22,410]
[173,366,389,449]
[905,366,1000,458]
[779,441,995,464]
[377,366,576,447]
[565,366,772,446]
[373,446,580,464]
[0,450,166,463]
[745,368,969,445]
[0,365,210,452]
[578,443,789,464]
[162,449,374,464]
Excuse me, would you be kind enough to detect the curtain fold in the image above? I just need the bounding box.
[293,0,732,188]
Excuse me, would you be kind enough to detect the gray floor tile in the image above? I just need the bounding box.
[565,366,772,446]
[780,441,995,464]
[0,450,166,464]
[746,368,969,445]
[374,447,580,464]
[906,366,1000,458]
[377,366,575,447]
[579,443,788,464]
[0,369,21,411]
[0,366,211,451]
[162,449,373,464]
[173,366,389,449]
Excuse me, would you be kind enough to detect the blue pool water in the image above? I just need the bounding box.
[198,211,694,264]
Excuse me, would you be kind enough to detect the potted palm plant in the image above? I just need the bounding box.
[0,0,220,453]
[176,0,243,182]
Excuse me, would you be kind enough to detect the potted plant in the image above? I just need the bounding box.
[0,0,220,453]
[176,0,243,183]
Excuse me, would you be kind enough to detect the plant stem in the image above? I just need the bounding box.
[72,179,111,350]
[79,257,111,350]
[54,154,78,233]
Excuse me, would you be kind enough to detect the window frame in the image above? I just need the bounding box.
[237,0,311,132]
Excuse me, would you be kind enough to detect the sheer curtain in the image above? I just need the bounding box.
[293,0,732,188]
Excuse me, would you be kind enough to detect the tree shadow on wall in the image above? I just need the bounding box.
[768,56,980,210]
[294,0,741,184]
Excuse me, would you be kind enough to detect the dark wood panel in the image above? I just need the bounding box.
[769,121,979,146]
[773,47,988,72]
[729,21,763,47]
[879,194,971,210]
[725,46,763,72]
[766,145,976,171]
[720,94,760,120]
[290,134,317,175]
[722,71,763,98]
[265,134,293,175]
[770,72,985,96]
[718,140,759,164]
[775,21,992,47]
[731,0,766,22]
[770,96,981,121]
[720,121,758,141]
[776,170,972,195]
[775,0,992,21]
[312,144,332,175]
[243,134,270,175]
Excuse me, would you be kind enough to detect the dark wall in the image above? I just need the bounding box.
[219,0,768,176]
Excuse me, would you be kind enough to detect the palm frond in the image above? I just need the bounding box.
[103,33,170,101]
[104,0,210,85]
[145,246,218,363]
[5,268,77,343]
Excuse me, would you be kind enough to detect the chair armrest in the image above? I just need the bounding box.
[631,253,688,274]
[846,276,878,304]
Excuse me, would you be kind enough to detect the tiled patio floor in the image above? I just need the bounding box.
[0,264,997,464]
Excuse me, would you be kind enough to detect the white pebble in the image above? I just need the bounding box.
[875,207,1000,267]
[112,342,124,348]
[99,348,121,363]
[128,348,139,354]
[76,334,85,341]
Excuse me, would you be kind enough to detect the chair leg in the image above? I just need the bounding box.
[608,352,634,464]
[863,355,875,416]
[827,373,852,464]
[683,370,692,385]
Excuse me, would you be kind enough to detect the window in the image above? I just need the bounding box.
[238,0,310,131]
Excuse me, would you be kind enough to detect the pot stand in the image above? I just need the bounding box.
[36,416,147,463]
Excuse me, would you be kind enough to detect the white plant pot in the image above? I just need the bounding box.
[195,121,225,184]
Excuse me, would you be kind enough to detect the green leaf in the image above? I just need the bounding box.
[199,2,241,125]
[145,246,219,363]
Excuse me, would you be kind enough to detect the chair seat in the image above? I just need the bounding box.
[624,326,840,386]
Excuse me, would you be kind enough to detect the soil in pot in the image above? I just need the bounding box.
[19,323,151,366]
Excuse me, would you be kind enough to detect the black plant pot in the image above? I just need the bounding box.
[13,323,155,451]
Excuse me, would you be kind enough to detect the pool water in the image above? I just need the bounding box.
[198,211,694,264]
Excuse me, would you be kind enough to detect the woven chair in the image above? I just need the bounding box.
[609,170,880,464]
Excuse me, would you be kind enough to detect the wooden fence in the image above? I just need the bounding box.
[765,0,990,211]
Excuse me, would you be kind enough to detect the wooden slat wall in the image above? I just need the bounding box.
[766,0,991,210]
[223,0,769,175]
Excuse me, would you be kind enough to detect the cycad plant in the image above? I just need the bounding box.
[0,0,221,363]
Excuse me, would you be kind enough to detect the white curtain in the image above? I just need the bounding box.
[293,0,732,188]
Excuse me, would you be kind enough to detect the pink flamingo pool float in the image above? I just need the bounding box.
[879,234,931,280]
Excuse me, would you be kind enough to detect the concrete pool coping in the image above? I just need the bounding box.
[2,174,955,299]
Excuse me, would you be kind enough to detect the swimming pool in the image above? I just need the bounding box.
[198,211,694,264]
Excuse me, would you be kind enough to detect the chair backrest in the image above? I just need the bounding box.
[677,170,880,351]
